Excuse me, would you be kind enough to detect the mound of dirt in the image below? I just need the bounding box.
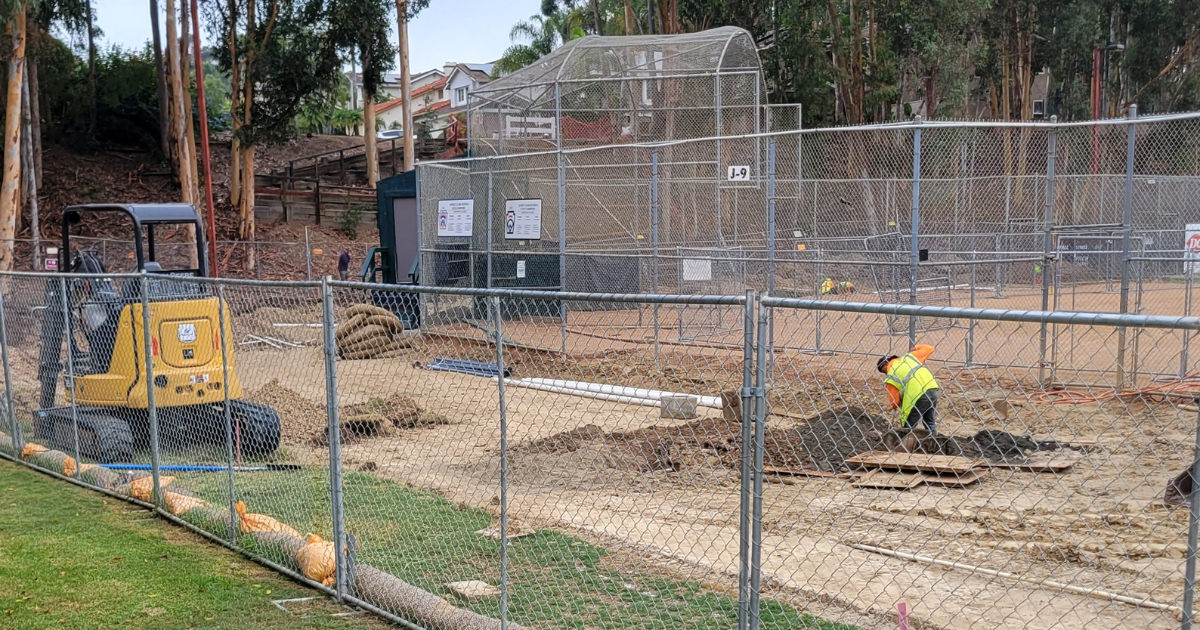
[246,380,327,446]
[763,407,893,471]
[518,406,893,474]
[952,430,1064,462]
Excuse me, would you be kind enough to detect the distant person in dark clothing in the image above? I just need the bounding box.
[338,251,351,281]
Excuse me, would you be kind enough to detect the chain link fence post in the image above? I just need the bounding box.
[909,117,923,345]
[767,140,777,375]
[652,150,661,366]
[305,226,313,281]
[1039,118,1059,385]
[322,277,348,601]
[749,298,769,630]
[216,284,240,541]
[1184,397,1200,630]
[556,84,568,356]
[1117,105,1138,389]
[0,281,20,451]
[1184,265,1195,379]
[487,170,494,289]
[490,295,510,630]
[967,250,977,367]
[58,277,81,477]
[140,273,164,507]
[738,289,754,630]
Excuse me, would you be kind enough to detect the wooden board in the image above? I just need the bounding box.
[986,457,1078,473]
[922,469,990,487]
[762,465,841,478]
[852,470,926,489]
[844,451,984,474]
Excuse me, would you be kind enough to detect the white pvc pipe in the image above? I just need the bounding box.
[498,378,666,407]
[521,378,722,408]
[848,543,1185,616]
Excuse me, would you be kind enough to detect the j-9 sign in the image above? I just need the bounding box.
[727,165,750,181]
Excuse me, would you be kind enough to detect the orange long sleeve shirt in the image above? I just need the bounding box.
[885,344,935,409]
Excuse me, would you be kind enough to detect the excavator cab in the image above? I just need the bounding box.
[34,204,281,463]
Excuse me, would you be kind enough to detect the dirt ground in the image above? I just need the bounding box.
[4,286,1193,630]
[219,290,1200,630]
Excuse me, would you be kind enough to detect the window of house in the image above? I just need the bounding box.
[1033,100,1046,119]
[456,86,468,104]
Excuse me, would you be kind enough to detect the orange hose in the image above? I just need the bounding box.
[1032,372,1200,404]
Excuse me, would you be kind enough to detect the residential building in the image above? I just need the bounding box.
[344,62,494,137]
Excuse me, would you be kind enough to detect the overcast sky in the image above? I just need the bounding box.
[90,0,542,73]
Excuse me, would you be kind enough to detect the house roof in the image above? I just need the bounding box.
[412,68,446,82]
[411,77,447,99]
[415,99,451,117]
[374,77,449,115]
[376,95,403,114]
[446,63,493,85]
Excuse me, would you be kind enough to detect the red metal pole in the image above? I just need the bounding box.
[189,0,220,277]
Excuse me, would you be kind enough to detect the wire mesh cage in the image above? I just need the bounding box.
[467,26,767,155]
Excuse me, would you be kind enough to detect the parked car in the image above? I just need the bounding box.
[377,129,404,141]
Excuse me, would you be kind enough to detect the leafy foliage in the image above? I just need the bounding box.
[35,43,161,148]
[498,0,1200,124]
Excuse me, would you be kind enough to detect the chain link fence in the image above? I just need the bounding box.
[2,271,1200,629]
[0,236,369,281]
[421,110,1200,381]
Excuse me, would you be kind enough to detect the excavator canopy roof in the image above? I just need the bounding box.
[61,204,208,276]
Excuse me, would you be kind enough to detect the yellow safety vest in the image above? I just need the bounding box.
[821,279,834,294]
[884,354,939,426]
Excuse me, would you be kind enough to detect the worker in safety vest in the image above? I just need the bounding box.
[876,344,940,435]
[821,278,835,295]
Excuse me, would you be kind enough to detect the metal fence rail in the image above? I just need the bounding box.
[1,271,1200,630]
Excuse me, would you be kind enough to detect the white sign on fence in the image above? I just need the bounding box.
[1187,224,1200,272]
[516,260,526,279]
[437,199,474,238]
[681,258,713,282]
[727,165,751,181]
[504,199,542,240]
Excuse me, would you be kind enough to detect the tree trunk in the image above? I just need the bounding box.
[395,0,414,172]
[86,0,97,140]
[179,0,199,267]
[624,0,635,35]
[28,51,40,183]
[239,145,255,270]
[166,0,196,204]
[22,69,37,270]
[239,0,256,272]
[1,5,28,272]
[365,95,378,186]
[19,72,30,220]
[151,0,171,160]
[924,70,936,118]
[591,0,601,34]
[227,0,241,207]
[180,0,200,206]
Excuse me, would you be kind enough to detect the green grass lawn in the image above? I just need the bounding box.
[180,468,855,630]
[0,459,390,630]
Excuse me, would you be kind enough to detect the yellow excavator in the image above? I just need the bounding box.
[34,204,280,463]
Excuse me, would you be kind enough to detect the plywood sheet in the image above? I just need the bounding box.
[922,469,990,487]
[986,457,1078,473]
[762,465,842,478]
[852,470,926,489]
[845,451,984,474]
